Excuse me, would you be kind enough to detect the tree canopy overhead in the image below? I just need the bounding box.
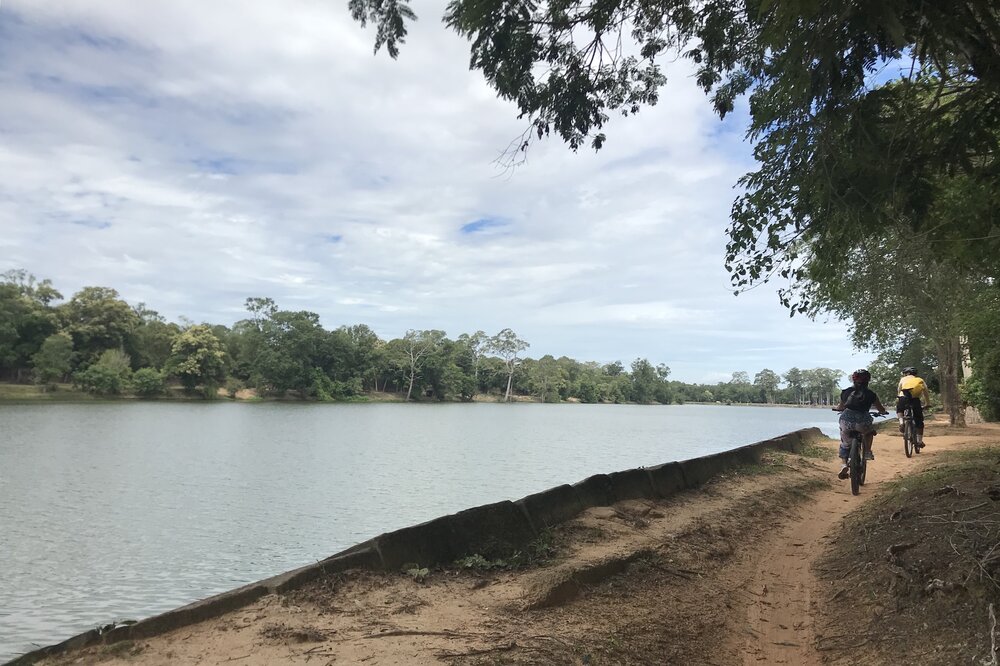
[352,0,999,149]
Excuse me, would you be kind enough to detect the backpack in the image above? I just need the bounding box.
[844,388,868,411]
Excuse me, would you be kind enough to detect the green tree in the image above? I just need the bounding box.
[728,371,752,403]
[487,328,529,402]
[0,271,61,381]
[166,325,226,395]
[961,287,1000,420]
[753,368,781,404]
[338,324,384,391]
[398,329,446,400]
[127,304,181,370]
[236,303,336,396]
[456,330,489,395]
[59,287,139,367]
[628,358,657,404]
[783,368,804,405]
[603,361,624,377]
[31,332,75,386]
[799,226,977,424]
[526,355,568,402]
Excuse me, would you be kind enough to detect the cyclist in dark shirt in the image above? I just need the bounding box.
[832,369,888,480]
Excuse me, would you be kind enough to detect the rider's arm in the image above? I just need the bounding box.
[873,397,888,414]
[921,380,931,408]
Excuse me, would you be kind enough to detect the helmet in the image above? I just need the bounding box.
[902,366,917,375]
[851,369,871,385]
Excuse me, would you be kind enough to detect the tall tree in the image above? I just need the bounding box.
[59,287,139,367]
[127,304,180,370]
[753,368,781,404]
[456,330,489,394]
[488,328,529,402]
[783,367,804,404]
[399,329,446,401]
[166,324,227,395]
[800,227,978,424]
[526,354,568,402]
[31,333,75,386]
[0,271,61,381]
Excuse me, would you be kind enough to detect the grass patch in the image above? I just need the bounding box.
[876,445,1000,502]
[799,442,835,460]
[454,530,557,571]
[0,382,96,401]
[728,451,811,477]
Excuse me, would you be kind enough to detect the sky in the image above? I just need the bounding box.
[0,0,875,384]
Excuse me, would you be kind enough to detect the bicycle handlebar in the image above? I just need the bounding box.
[831,408,890,416]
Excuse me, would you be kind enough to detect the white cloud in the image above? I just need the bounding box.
[0,0,873,382]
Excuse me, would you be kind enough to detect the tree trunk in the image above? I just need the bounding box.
[936,337,966,427]
[504,372,513,402]
[406,373,415,401]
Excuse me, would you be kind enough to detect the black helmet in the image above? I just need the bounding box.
[902,366,917,375]
[851,369,871,385]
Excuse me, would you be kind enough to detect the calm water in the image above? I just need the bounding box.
[0,402,836,660]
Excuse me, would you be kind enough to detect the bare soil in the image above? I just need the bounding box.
[36,418,1000,666]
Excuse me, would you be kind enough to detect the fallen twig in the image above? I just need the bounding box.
[435,641,518,658]
[953,501,989,514]
[363,629,472,639]
[987,603,998,666]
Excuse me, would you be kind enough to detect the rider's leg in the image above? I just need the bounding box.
[837,421,851,479]
[862,430,875,460]
[914,404,925,447]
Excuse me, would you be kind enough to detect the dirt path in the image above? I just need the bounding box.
[37,419,991,666]
[739,419,982,665]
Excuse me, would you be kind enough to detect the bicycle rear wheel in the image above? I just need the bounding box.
[850,437,862,495]
[904,419,914,458]
[860,457,868,485]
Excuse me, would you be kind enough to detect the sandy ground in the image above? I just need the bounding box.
[37,417,994,666]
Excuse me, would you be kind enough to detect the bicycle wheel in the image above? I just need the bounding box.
[903,419,914,458]
[850,437,862,495]
[860,456,868,486]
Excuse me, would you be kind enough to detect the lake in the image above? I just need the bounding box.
[0,402,837,661]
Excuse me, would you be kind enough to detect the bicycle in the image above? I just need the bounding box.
[900,398,929,458]
[839,411,889,496]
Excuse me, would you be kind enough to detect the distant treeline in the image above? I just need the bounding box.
[0,270,912,404]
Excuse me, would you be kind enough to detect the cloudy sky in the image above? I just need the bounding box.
[0,0,873,383]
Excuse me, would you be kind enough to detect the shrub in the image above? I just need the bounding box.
[73,349,133,395]
[132,368,165,397]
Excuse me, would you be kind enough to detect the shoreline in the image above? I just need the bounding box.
[0,382,834,408]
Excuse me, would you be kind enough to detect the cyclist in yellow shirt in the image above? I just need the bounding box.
[897,367,931,449]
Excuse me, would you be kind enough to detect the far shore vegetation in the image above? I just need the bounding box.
[0,270,949,408]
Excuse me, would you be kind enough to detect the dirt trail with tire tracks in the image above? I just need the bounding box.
[738,417,982,665]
